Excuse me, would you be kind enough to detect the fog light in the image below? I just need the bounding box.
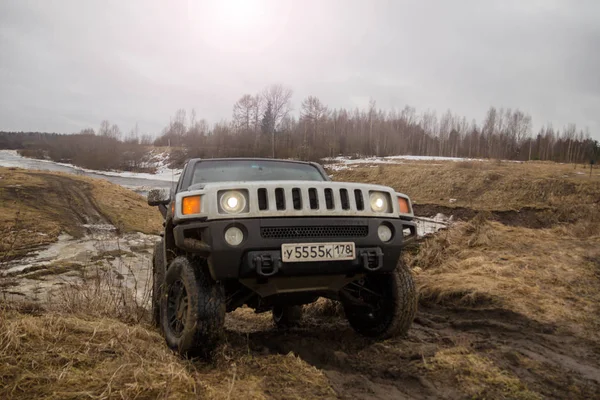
[377,224,393,242]
[224,226,244,246]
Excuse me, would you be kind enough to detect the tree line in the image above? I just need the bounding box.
[1,83,598,171]
[155,84,599,164]
[0,123,153,171]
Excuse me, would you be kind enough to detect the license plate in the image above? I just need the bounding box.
[281,242,356,263]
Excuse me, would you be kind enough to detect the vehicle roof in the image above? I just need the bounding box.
[177,158,331,191]
[187,158,315,165]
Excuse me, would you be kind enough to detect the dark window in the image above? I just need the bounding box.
[340,189,350,210]
[308,188,319,209]
[275,188,285,210]
[354,189,364,210]
[324,188,334,209]
[292,188,302,210]
[190,160,324,186]
[258,188,268,210]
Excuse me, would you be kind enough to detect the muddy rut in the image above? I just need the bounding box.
[223,304,600,399]
[5,173,113,234]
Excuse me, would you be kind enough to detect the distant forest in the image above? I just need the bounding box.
[1,84,598,171]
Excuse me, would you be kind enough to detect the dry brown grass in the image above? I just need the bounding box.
[88,178,163,234]
[406,217,600,340]
[332,161,600,212]
[0,307,335,400]
[0,266,335,400]
[426,347,542,400]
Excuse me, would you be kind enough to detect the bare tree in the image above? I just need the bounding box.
[124,123,139,144]
[79,128,95,136]
[300,96,329,147]
[190,109,197,128]
[262,84,293,157]
[108,124,121,140]
[233,94,257,133]
[98,120,111,137]
[140,134,153,146]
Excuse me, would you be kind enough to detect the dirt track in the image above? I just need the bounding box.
[7,172,112,232]
[224,302,600,399]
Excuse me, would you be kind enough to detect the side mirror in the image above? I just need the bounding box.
[148,188,171,206]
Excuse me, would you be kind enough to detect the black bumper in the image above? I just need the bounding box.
[173,217,417,281]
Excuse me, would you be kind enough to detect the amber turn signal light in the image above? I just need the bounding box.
[398,197,410,214]
[182,196,201,215]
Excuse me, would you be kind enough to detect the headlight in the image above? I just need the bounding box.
[369,192,388,212]
[219,190,247,214]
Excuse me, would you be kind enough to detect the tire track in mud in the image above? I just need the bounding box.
[225,304,600,399]
[36,174,114,234]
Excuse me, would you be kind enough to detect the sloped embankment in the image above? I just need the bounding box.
[0,167,162,262]
[332,161,600,233]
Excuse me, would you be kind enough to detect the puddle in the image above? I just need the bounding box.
[1,231,159,303]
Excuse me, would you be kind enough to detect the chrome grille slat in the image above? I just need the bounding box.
[317,187,327,211]
[267,188,277,211]
[348,188,357,211]
[284,187,293,211]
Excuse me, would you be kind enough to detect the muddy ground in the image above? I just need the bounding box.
[221,301,600,400]
[5,209,599,399]
[214,200,600,399]
[2,163,600,399]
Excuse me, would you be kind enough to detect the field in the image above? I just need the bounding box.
[1,161,600,399]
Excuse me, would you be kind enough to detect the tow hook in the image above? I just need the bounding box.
[361,248,384,272]
[253,254,281,277]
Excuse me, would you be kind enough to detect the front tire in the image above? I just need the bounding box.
[160,256,225,358]
[342,264,417,339]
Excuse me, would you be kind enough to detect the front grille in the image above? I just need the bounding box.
[254,186,373,212]
[261,225,368,239]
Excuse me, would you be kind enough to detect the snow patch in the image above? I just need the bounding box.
[322,155,489,171]
[415,213,452,237]
[0,149,182,182]
[82,224,117,231]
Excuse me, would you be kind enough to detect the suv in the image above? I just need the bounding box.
[148,158,417,357]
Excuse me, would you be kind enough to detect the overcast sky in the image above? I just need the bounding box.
[1,0,599,139]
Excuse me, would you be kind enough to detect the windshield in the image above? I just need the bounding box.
[190,160,325,185]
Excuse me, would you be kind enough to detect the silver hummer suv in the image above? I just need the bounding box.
[148,158,417,357]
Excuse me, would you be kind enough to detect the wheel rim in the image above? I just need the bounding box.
[167,280,188,336]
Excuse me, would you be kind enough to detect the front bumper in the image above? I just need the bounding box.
[173,217,417,281]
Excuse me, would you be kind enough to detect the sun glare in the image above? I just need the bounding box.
[212,0,264,28]
[192,0,285,52]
